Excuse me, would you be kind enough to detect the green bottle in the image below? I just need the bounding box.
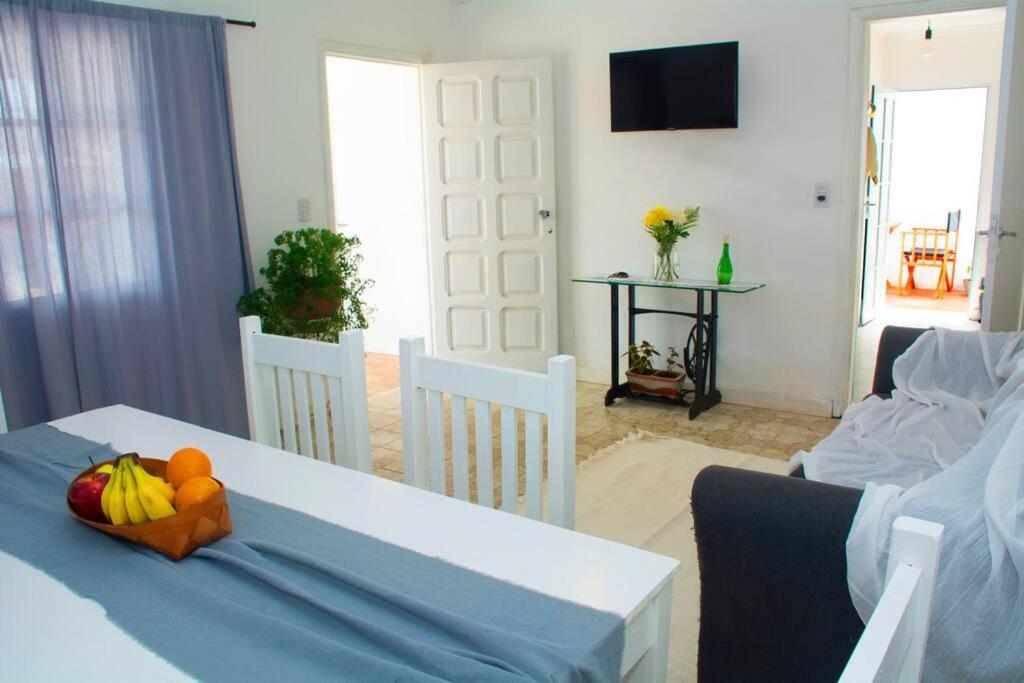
[717,234,733,285]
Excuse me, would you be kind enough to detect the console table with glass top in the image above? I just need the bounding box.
[572,276,766,419]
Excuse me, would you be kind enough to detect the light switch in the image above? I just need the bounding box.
[297,197,312,223]
[814,183,831,208]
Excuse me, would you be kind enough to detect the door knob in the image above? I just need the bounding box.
[538,209,551,219]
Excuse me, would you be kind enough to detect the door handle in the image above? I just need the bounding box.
[978,228,1017,239]
[538,209,551,219]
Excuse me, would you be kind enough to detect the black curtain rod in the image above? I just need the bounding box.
[226,19,255,27]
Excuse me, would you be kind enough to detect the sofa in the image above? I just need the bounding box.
[690,325,927,682]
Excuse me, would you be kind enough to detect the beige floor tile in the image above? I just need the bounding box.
[361,356,839,482]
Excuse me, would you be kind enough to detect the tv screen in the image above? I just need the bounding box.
[610,42,738,132]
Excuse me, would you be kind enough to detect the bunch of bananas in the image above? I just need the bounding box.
[100,454,178,525]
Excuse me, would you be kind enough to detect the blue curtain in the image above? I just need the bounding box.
[0,0,253,435]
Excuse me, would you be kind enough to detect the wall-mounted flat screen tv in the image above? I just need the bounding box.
[610,41,739,131]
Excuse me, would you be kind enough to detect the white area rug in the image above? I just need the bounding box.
[574,432,790,683]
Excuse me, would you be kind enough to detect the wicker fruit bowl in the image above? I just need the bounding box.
[67,456,232,560]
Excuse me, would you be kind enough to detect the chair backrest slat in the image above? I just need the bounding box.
[277,368,298,453]
[500,405,518,514]
[474,400,494,508]
[239,316,371,473]
[450,395,470,501]
[840,516,944,683]
[309,374,331,462]
[399,335,576,528]
[293,371,314,457]
[524,410,543,521]
[326,376,349,468]
[427,389,446,495]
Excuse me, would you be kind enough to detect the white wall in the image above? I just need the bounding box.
[102,0,1022,414]
[107,0,455,284]
[445,0,893,415]
[443,0,1024,415]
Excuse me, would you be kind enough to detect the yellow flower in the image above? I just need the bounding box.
[643,205,678,228]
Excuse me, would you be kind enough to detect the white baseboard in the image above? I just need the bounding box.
[576,364,834,417]
[713,385,834,417]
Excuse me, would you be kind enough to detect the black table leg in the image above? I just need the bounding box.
[707,291,722,408]
[604,284,630,406]
[627,285,636,349]
[689,290,706,419]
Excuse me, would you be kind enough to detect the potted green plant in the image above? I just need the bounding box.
[237,228,373,342]
[623,341,685,397]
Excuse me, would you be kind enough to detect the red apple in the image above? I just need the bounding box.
[67,472,111,523]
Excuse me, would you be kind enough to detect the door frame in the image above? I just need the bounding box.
[835,0,1017,416]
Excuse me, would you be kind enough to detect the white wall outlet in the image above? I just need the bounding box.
[814,183,831,208]
[297,197,312,223]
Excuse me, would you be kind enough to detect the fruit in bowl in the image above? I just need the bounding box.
[174,476,221,513]
[167,447,212,488]
[102,454,179,525]
[68,447,230,560]
[67,469,111,523]
[83,448,220,526]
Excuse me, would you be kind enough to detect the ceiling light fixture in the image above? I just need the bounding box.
[922,19,935,58]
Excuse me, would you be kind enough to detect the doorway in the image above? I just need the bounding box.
[850,7,1005,402]
[324,54,431,359]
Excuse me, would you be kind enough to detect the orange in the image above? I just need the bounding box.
[174,476,221,513]
[166,447,212,488]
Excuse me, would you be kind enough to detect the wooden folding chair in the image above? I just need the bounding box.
[899,211,960,299]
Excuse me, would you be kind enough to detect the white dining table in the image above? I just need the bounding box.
[0,405,679,682]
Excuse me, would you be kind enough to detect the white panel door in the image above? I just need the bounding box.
[421,58,558,371]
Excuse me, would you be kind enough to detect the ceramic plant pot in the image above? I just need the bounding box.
[287,290,341,320]
[625,370,684,398]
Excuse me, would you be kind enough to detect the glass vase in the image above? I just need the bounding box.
[653,245,679,282]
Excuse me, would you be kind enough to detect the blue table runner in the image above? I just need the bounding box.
[0,425,623,681]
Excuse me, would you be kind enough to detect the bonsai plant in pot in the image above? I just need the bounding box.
[623,341,685,398]
[237,228,372,342]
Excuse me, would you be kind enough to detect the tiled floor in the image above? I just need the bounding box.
[852,291,978,400]
[363,354,839,492]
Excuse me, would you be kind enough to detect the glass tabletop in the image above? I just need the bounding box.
[572,275,766,293]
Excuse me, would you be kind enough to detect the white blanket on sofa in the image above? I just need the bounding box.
[796,329,1024,681]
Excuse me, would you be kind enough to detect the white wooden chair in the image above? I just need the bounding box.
[840,516,944,683]
[239,316,371,472]
[399,337,577,529]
